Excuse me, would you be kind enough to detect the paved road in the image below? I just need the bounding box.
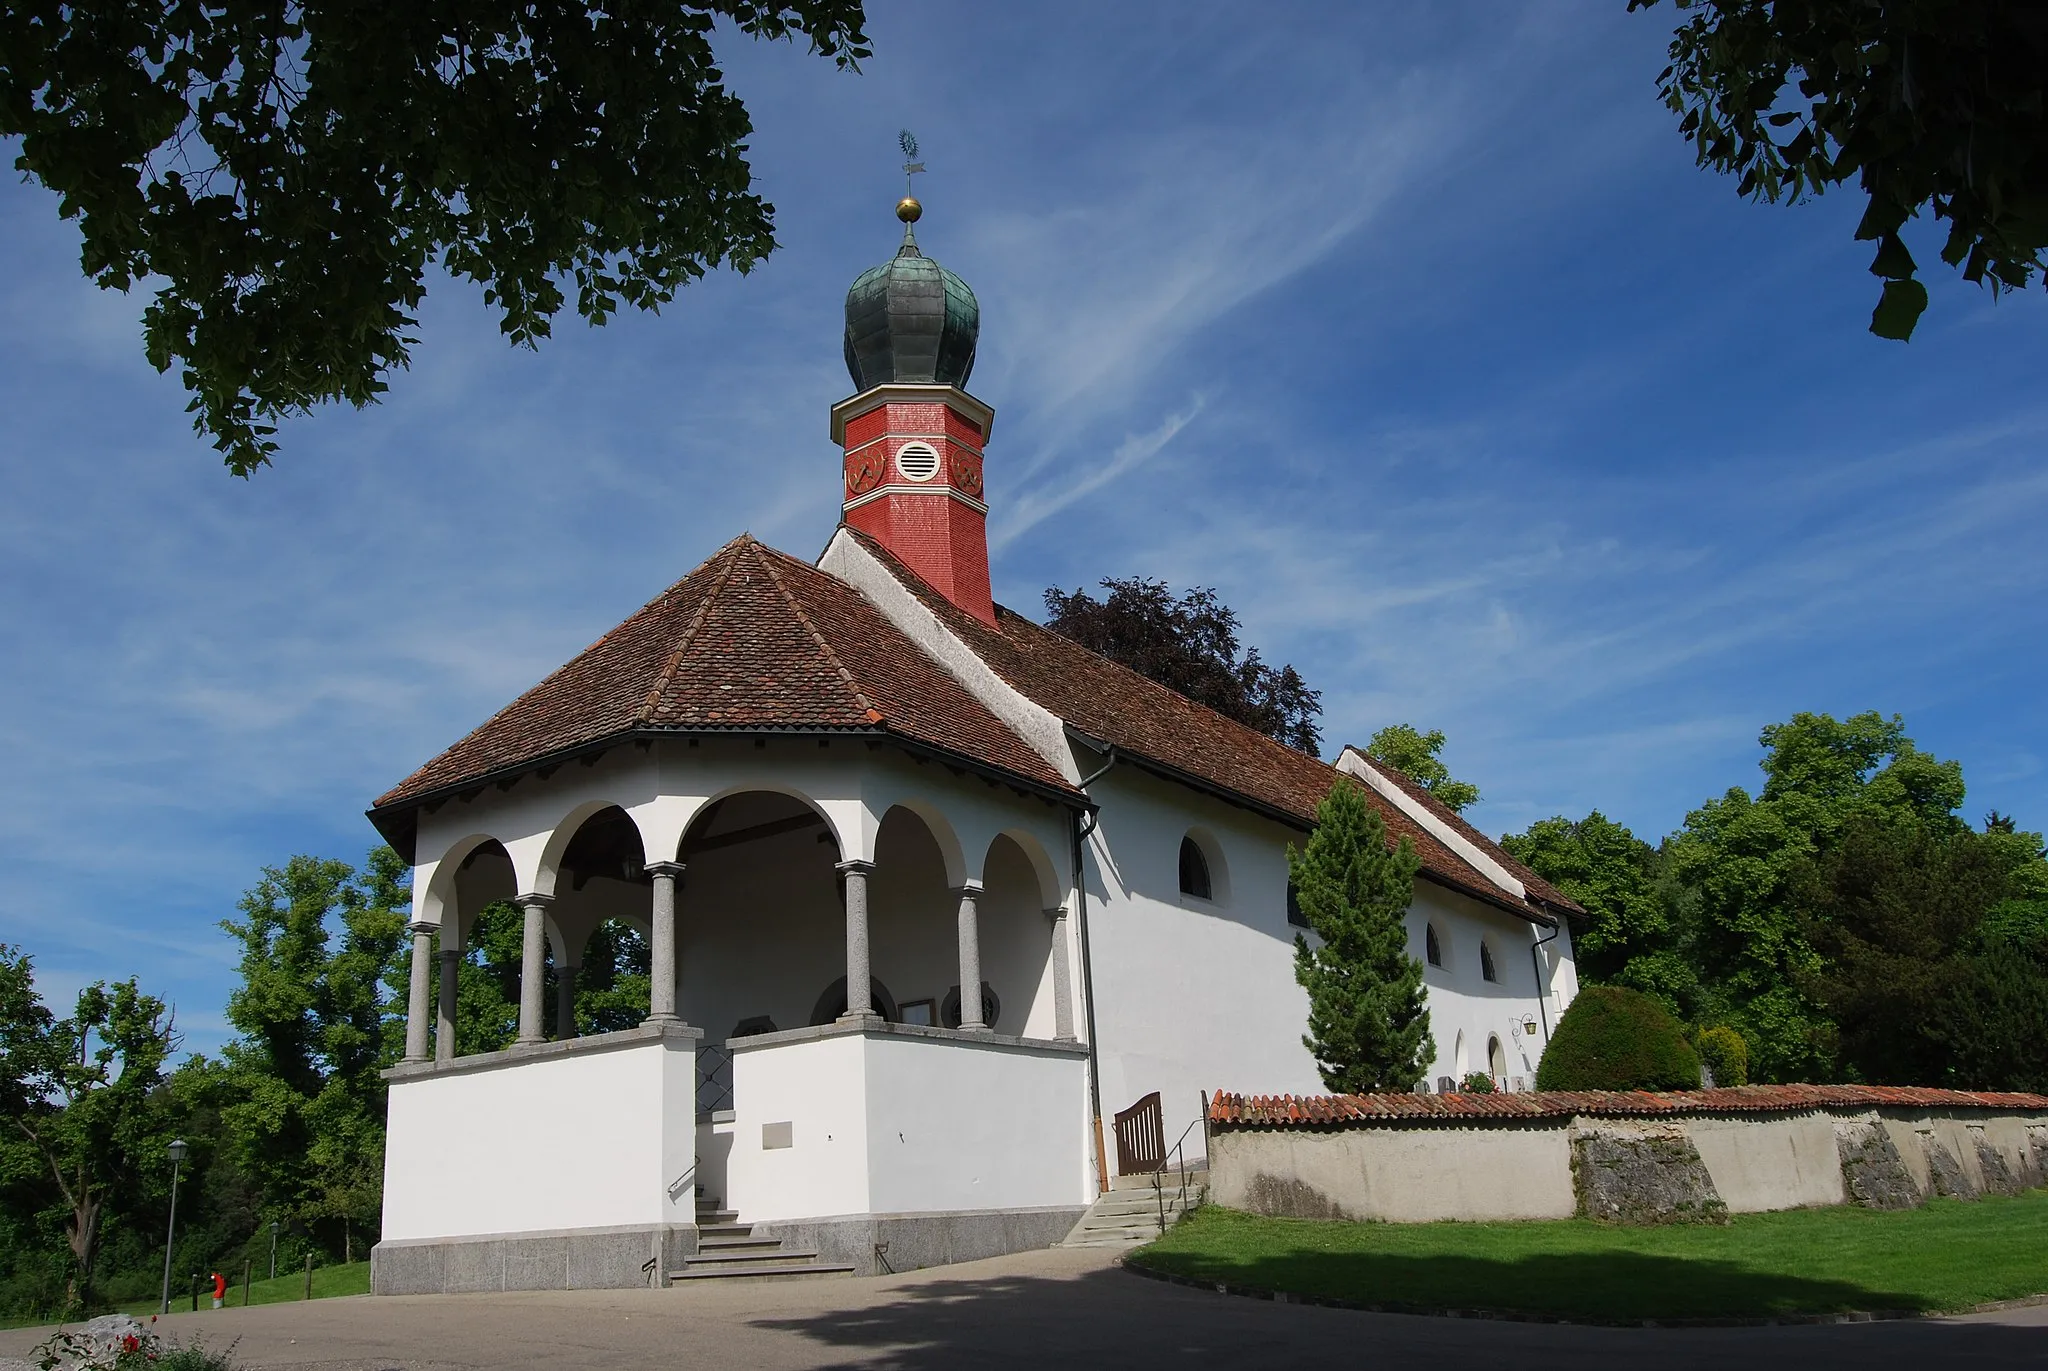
[4,1248,2043,1371]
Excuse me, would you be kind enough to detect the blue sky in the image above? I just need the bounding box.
[3,2,2044,1055]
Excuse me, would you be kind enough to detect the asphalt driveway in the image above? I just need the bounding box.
[3,1247,2043,1371]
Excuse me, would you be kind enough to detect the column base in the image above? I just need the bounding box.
[641,1012,683,1026]
[837,1011,885,1029]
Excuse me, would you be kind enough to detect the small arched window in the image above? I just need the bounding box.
[1488,1034,1507,1079]
[1178,836,1212,900]
[1480,941,1499,983]
[1424,923,1442,968]
[1286,881,1308,928]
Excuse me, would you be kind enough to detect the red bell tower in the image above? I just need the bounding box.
[832,385,995,624]
[836,193,995,625]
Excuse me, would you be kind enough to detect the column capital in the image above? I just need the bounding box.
[516,891,554,909]
[1042,904,1069,921]
[408,919,438,936]
[834,858,877,877]
[953,879,986,900]
[644,860,686,879]
[439,944,463,960]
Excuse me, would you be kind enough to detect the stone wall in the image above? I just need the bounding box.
[1207,1085,2048,1225]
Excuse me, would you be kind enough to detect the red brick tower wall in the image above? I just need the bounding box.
[841,394,994,624]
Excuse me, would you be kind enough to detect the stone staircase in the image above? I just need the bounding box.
[670,1193,856,1284]
[1059,1168,1207,1248]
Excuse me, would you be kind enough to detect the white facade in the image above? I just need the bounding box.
[373,532,1579,1290]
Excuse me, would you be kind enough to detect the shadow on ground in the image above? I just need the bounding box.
[748,1263,2046,1371]
[1131,1246,1930,1322]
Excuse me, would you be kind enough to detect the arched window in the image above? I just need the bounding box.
[1488,1034,1507,1080]
[1286,881,1308,928]
[1424,923,1442,968]
[1178,836,1212,900]
[1480,941,1499,983]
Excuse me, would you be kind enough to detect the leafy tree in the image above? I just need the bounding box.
[447,901,651,1055]
[1694,1024,1750,1087]
[1797,810,2048,1090]
[0,946,178,1307]
[1291,779,1432,1092]
[1043,578,1322,752]
[218,848,407,1258]
[1501,811,1672,982]
[0,2,872,473]
[1364,724,1480,812]
[1634,0,2048,339]
[1535,984,1700,1091]
[1663,711,1962,1082]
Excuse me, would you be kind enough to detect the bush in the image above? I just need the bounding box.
[1535,985,1700,1091]
[1461,1072,1496,1093]
[1695,1025,1750,1087]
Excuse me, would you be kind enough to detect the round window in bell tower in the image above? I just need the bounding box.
[895,441,941,482]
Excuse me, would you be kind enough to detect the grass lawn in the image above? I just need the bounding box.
[0,1263,369,1333]
[1129,1192,2048,1323]
[115,1261,371,1318]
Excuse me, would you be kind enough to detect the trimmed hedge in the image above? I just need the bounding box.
[1535,985,1700,1091]
[1695,1025,1751,1087]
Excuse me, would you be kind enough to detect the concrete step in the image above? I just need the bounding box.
[683,1246,828,1272]
[696,1209,739,1225]
[1059,1179,1204,1248]
[1111,1169,1208,1193]
[671,1261,856,1283]
[696,1221,751,1239]
[695,1236,785,1255]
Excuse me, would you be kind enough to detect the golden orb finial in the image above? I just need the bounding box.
[896,196,923,224]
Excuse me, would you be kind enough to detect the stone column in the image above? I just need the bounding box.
[955,880,987,1032]
[555,961,580,1040]
[403,921,435,1063]
[436,942,460,1064]
[644,861,686,1024]
[836,859,879,1024]
[1045,905,1076,1042]
[515,893,552,1046]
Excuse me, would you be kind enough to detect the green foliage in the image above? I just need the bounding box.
[1501,811,1673,983]
[1043,578,1322,753]
[1927,940,2048,1095]
[1291,780,1432,1093]
[1460,1072,1496,1094]
[218,849,408,1261]
[1635,0,2048,340]
[1364,725,1480,813]
[1694,1025,1749,1087]
[1535,985,1700,1092]
[0,946,179,1310]
[0,2,871,473]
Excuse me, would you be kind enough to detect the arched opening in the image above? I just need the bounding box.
[675,790,844,1041]
[973,832,1058,1036]
[1424,923,1442,968]
[1453,1030,1469,1079]
[1488,1034,1507,1081]
[1178,836,1212,900]
[1480,940,1499,984]
[442,839,518,1057]
[543,805,652,1042]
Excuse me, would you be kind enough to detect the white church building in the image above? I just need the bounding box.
[367,198,1582,1294]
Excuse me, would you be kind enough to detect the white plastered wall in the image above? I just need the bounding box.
[381,1033,695,1240]
[723,1028,1090,1223]
[1081,766,1579,1165]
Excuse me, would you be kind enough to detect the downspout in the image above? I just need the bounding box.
[1529,918,1562,1044]
[1071,743,1117,1194]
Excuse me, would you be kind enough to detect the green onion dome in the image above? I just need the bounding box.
[843,203,979,391]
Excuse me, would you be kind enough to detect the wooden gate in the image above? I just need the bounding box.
[1113,1091,1166,1174]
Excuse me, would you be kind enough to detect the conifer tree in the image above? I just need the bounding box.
[1292,780,1433,1092]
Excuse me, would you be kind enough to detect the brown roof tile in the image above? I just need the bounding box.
[1210,1084,2048,1127]
[374,536,1078,813]
[840,530,1562,922]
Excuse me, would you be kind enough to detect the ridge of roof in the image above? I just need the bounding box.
[752,540,881,720]
[636,534,747,724]
[835,527,1557,923]
[1351,748,1582,915]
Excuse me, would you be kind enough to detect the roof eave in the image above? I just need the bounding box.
[1063,726,1554,928]
[368,723,1086,867]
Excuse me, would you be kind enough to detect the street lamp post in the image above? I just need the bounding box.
[268,1221,280,1280]
[158,1139,187,1316]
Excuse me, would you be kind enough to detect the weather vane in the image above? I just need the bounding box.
[897,130,925,225]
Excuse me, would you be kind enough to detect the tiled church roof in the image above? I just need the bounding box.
[373,536,1079,819]
[1210,1084,2048,1126]
[840,530,1578,924]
